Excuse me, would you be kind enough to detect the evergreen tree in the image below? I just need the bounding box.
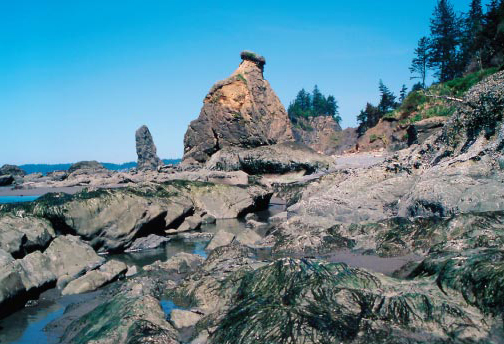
[410,37,431,88]
[460,0,484,70]
[326,95,341,123]
[399,85,408,103]
[311,85,326,116]
[378,80,397,114]
[357,103,381,136]
[411,82,424,92]
[429,0,462,81]
[479,0,504,67]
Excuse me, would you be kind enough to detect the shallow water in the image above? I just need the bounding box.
[0,195,40,204]
[0,289,99,344]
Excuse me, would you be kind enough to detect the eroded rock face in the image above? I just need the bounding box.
[183,51,293,163]
[292,116,342,155]
[136,125,162,171]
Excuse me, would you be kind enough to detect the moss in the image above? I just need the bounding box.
[236,73,247,84]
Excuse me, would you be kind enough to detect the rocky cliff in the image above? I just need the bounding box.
[136,125,162,171]
[292,116,342,155]
[183,51,293,163]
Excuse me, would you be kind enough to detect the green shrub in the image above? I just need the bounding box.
[370,134,378,143]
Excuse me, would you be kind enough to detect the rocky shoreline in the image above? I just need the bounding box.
[1,53,504,343]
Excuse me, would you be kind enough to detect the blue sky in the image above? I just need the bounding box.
[0,1,485,164]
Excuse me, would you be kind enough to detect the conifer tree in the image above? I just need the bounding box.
[410,37,431,88]
[399,85,408,103]
[460,0,484,70]
[429,0,462,81]
[378,80,397,114]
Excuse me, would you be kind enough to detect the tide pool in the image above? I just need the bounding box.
[0,196,40,204]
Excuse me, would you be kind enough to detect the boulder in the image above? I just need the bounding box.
[47,170,68,181]
[206,230,235,251]
[190,184,272,219]
[0,215,55,257]
[126,234,170,252]
[147,252,204,274]
[183,51,293,163]
[170,309,202,329]
[0,165,26,177]
[0,235,103,317]
[0,175,14,186]
[166,214,202,234]
[135,125,163,171]
[62,260,127,295]
[235,229,262,247]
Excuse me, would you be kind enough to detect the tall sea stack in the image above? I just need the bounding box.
[183,51,294,163]
[135,125,162,171]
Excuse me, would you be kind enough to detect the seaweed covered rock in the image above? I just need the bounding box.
[209,258,494,343]
[135,125,163,171]
[61,276,178,344]
[183,51,293,164]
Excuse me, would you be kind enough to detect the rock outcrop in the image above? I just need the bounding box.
[0,165,26,177]
[206,142,333,175]
[292,116,342,155]
[135,125,162,171]
[183,51,293,163]
[0,235,103,317]
[68,161,106,174]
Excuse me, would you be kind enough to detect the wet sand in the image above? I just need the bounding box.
[324,249,422,276]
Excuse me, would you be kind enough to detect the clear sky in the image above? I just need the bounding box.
[0,0,485,164]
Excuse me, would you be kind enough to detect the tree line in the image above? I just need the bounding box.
[287,86,342,124]
[411,0,504,85]
[357,0,504,136]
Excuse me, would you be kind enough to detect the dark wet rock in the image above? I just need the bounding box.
[0,175,14,186]
[183,51,293,164]
[126,234,171,252]
[201,214,216,224]
[0,164,26,177]
[62,260,127,295]
[207,142,332,175]
[135,125,163,171]
[406,116,447,146]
